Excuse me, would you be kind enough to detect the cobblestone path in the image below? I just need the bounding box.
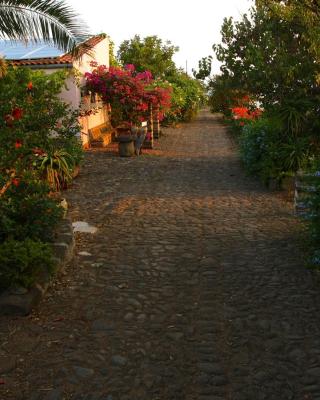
[2,110,320,400]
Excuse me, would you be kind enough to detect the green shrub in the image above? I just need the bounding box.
[0,239,54,290]
[0,67,82,190]
[0,66,79,291]
[163,71,205,125]
[240,117,281,182]
[239,117,311,185]
[298,160,320,268]
[0,175,63,242]
[308,186,320,268]
[62,136,84,167]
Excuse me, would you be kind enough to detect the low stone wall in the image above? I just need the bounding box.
[0,218,75,316]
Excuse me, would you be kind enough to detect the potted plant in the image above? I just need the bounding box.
[36,148,74,191]
[117,122,136,157]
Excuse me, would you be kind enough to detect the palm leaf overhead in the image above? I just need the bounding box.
[0,0,90,55]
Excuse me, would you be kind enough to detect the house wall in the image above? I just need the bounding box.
[78,37,110,147]
[74,37,110,147]
[74,37,109,76]
[42,37,110,148]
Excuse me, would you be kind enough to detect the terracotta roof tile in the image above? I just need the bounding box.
[10,57,71,66]
[9,34,106,67]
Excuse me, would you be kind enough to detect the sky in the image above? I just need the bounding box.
[68,0,254,74]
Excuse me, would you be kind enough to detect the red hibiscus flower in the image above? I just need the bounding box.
[12,178,20,187]
[27,82,33,90]
[15,140,23,149]
[12,107,23,120]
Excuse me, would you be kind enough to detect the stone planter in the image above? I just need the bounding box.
[118,135,135,157]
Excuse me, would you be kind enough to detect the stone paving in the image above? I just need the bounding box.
[1,110,320,400]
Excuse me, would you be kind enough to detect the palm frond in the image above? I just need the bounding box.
[0,0,90,55]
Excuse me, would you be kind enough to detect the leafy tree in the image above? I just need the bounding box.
[118,35,179,78]
[207,74,247,115]
[0,0,89,54]
[192,56,212,80]
[107,35,120,67]
[213,2,320,111]
[169,70,205,118]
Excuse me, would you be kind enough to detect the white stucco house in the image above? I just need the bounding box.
[0,34,111,148]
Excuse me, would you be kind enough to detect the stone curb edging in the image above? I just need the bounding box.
[0,218,75,316]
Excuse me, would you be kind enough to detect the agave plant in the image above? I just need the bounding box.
[0,0,90,55]
[39,148,74,192]
[278,98,312,136]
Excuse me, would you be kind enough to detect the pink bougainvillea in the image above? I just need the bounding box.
[84,64,172,126]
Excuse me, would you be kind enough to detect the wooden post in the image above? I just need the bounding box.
[143,103,154,149]
[152,105,160,139]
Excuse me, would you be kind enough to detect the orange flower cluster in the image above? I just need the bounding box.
[231,107,263,121]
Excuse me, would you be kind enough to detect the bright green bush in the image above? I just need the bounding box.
[165,71,205,124]
[0,239,54,290]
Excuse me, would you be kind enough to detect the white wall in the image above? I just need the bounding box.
[74,37,110,76]
[41,37,110,147]
[74,37,110,147]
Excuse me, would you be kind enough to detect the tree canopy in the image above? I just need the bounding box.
[117,35,179,78]
[212,0,320,110]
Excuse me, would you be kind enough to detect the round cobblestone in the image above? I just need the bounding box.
[1,111,320,399]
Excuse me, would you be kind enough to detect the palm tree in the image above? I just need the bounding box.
[0,0,90,54]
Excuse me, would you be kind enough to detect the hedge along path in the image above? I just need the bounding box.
[1,109,320,400]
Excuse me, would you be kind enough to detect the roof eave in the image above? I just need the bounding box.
[25,63,73,69]
[9,61,73,68]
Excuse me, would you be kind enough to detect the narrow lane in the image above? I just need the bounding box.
[1,110,320,400]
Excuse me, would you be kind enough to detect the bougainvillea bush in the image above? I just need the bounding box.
[0,66,81,289]
[84,63,172,127]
